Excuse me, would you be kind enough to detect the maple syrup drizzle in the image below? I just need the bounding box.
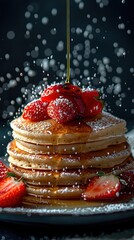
[66,0,70,83]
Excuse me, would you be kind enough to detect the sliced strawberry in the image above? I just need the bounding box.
[41,84,63,102]
[41,83,81,103]
[65,94,85,116]
[0,177,26,207]
[0,161,10,180]
[120,170,134,191]
[62,83,81,94]
[84,98,103,117]
[47,97,77,123]
[80,89,103,117]
[81,89,100,105]
[83,175,121,200]
[22,99,49,122]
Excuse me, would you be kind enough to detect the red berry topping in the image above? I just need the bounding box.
[0,177,26,207]
[83,175,121,200]
[62,83,81,94]
[47,97,77,123]
[81,89,99,104]
[120,170,134,191]
[66,95,85,116]
[80,89,103,117]
[22,99,49,122]
[0,161,10,180]
[84,98,103,117]
[41,84,63,102]
[41,83,81,102]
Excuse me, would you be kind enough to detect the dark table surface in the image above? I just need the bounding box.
[1,219,134,240]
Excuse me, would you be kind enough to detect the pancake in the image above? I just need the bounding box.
[22,192,134,208]
[11,111,126,145]
[14,135,126,155]
[8,141,131,170]
[26,184,84,199]
[9,156,134,186]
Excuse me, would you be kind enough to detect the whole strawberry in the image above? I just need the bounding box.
[22,99,49,122]
[41,83,81,102]
[47,97,77,123]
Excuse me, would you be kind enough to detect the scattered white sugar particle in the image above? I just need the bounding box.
[7,31,15,39]
[116,192,120,197]
[56,41,64,51]
[1,237,6,240]
[25,11,31,18]
[50,28,57,35]
[5,53,10,60]
[72,147,76,151]
[51,8,57,16]
[127,29,131,34]
[41,17,49,25]
[26,23,33,30]
[118,23,125,30]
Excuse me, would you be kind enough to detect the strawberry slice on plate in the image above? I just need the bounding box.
[83,174,121,200]
[0,160,10,180]
[0,177,26,207]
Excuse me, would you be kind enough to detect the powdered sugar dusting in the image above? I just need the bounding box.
[1,199,134,218]
[94,149,130,162]
[86,112,125,132]
[11,117,52,135]
[47,97,77,123]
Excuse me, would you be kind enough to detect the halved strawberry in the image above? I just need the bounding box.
[22,99,49,122]
[0,161,10,180]
[81,89,103,117]
[84,98,103,117]
[81,89,100,105]
[0,177,26,207]
[41,84,63,102]
[83,174,121,200]
[62,83,81,94]
[47,97,77,123]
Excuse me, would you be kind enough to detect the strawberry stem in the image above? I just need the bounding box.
[6,172,16,178]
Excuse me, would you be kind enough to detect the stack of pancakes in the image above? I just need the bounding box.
[7,111,134,207]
